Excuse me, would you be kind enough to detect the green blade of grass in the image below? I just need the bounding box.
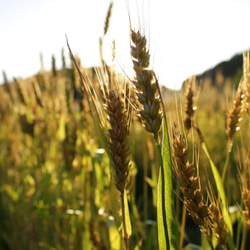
[155,75,177,250]
[157,116,178,250]
[162,117,178,249]
[157,166,167,250]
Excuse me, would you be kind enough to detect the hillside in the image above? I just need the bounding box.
[188,53,243,89]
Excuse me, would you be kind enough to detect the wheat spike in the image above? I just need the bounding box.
[52,54,57,77]
[243,51,250,116]
[31,80,43,108]
[106,90,130,192]
[2,71,14,104]
[173,134,211,238]
[225,80,244,151]
[242,188,250,230]
[104,2,113,35]
[15,78,27,105]
[238,158,250,231]
[184,76,197,130]
[208,202,228,249]
[130,29,163,143]
[62,48,67,74]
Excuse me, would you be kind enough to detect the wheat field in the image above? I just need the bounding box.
[1,2,250,250]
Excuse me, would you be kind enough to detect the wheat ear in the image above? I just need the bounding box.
[106,90,130,192]
[130,29,163,143]
[208,202,228,249]
[184,76,197,130]
[242,188,250,230]
[173,134,211,238]
[239,164,250,231]
[225,80,244,152]
[243,51,250,117]
[104,2,113,35]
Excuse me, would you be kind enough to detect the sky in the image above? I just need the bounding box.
[1,0,250,90]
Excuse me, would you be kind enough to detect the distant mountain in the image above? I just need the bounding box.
[191,53,243,89]
[161,53,244,95]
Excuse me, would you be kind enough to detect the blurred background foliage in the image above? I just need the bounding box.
[0,47,250,249]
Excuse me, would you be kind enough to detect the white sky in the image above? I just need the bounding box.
[1,0,250,89]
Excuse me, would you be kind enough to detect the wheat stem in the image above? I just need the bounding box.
[221,150,230,184]
[179,205,186,250]
[156,143,170,250]
[121,191,129,250]
[240,226,247,250]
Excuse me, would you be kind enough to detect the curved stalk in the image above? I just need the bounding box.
[222,150,230,184]
[179,206,186,250]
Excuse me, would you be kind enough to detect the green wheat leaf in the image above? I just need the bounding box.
[157,167,167,250]
[157,116,178,250]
